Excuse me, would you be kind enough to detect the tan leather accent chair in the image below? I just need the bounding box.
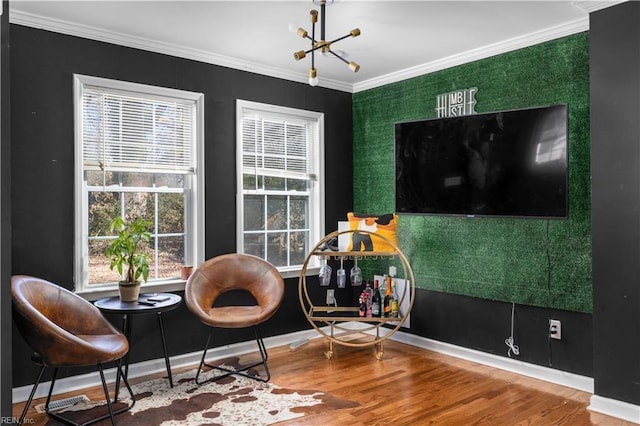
[185,253,284,383]
[11,275,135,425]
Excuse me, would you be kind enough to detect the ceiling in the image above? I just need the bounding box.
[8,1,617,92]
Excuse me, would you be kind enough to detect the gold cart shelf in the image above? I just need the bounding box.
[298,229,415,360]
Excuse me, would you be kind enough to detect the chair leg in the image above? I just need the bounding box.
[254,326,271,381]
[45,362,136,426]
[98,364,117,425]
[195,326,271,384]
[18,365,46,426]
[44,367,60,412]
[115,361,136,410]
[194,333,213,385]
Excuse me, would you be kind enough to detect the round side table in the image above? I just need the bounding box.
[95,293,182,390]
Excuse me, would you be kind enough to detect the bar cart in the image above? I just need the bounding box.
[298,229,415,360]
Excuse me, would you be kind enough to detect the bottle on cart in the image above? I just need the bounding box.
[391,281,399,318]
[371,280,382,317]
[363,281,373,318]
[383,275,393,317]
[359,293,366,317]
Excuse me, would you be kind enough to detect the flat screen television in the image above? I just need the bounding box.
[395,104,568,218]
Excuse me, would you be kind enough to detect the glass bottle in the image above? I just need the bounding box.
[391,281,399,318]
[363,281,373,317]
[359,293,366,317]
[383,275,393,317]
[371,280,382,318]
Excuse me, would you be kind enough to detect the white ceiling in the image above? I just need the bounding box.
[8,1,618,92]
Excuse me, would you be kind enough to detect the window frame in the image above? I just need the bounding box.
[73,74,205,298]
[236,100,325,278]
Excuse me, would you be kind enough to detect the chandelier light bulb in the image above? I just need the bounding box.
[308,68,319,86]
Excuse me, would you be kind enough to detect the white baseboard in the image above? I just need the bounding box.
[13,328,640,425]
[589,395,640,425]
[12,328,322,403]
[387,330,594,392]
[388,331,639,425]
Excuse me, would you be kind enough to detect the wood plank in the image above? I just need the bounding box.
[13,338,634,425]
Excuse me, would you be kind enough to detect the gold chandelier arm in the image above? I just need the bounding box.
[294,39,329,61]
[296,27,308,39]
[327,28,361,46]
[325,48,348,63]
[324,49,360,72]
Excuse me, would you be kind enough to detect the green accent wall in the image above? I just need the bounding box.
[352,33,592,313]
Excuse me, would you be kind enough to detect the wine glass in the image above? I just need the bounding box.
[350,258,362,286]
[319,260,332,286]
[337,258,346,288]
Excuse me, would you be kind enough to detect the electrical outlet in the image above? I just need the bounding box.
[326,289,335,305]
[549,319,561,340]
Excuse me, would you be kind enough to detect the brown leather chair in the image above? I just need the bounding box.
[185,253,284,383]
[11,275,135,425]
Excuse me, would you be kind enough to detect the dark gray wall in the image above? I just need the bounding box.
[1,0,12,417]
[590,2,640,405]
[405,291,593,376]
[9,1,640,412]
[9,24,353,387]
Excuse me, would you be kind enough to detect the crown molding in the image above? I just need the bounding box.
[353,16,589,93]
[11,10,590,94]
[572,0,626,13]
[9,10,352,92]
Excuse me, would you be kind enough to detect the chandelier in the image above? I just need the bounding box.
[293,0,361,86]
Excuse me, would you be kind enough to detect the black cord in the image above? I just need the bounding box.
[505,302,520,357]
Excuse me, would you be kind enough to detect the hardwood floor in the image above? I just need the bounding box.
[13,338,634,425]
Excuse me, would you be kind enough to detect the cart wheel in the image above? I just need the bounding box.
[375,342,384,360]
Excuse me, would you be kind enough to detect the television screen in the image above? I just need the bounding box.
[395,104,568,218]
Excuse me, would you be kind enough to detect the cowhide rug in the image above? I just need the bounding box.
[41,361,359,425]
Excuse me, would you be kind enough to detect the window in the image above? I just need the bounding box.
[74,74,204,295]
[236,100,324,277]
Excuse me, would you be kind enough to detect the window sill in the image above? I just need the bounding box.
[77,279,187,302]
[78,268,321,301]
[279,267,320,280]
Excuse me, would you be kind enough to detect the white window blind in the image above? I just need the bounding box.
[236,100,324,276]
[241,112,314,181]
[74,74,205,295]
[81,86,195,174]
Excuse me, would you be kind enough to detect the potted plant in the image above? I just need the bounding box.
[105,216,152,302]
